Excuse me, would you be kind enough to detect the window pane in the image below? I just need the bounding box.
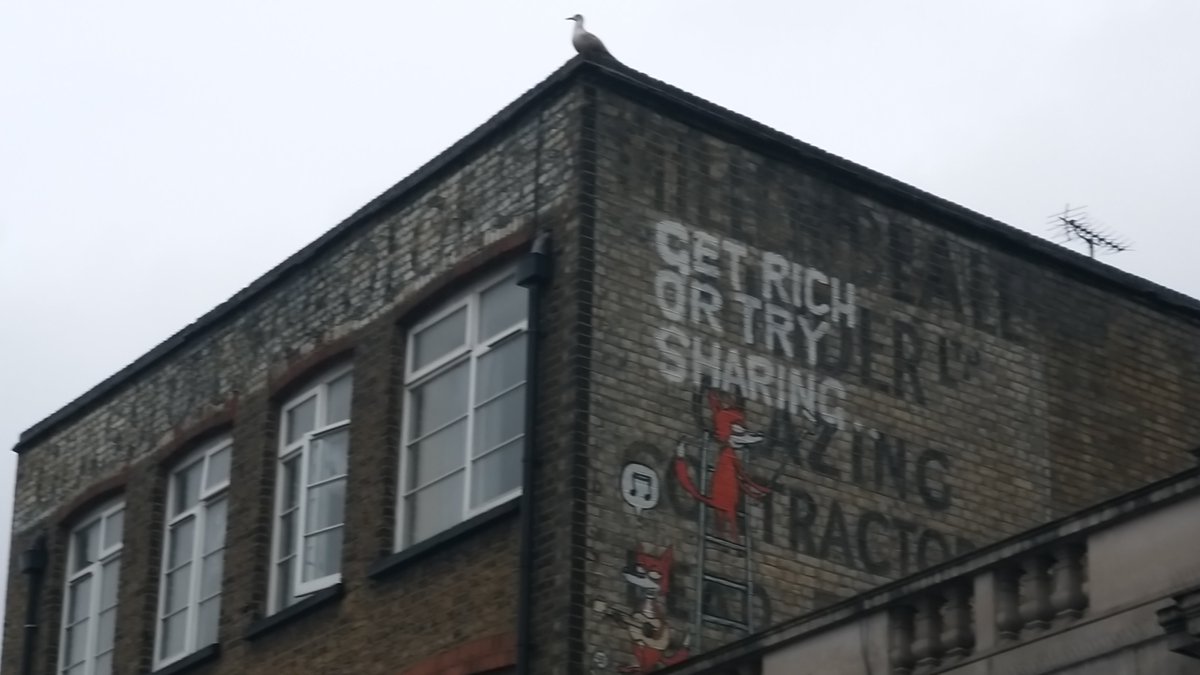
[197,597,220,646]
[204,499,227,555]
[473,386,525,456]
[68,576,92,623]
[275,559,295,609]
[326,372,353,424]
[308,429,348,483]
[73,521,100,571]
[409,362,469,437]
[412,306,467,371]
[475,333,526,402]
[66,663,87,675]
[286,396,317,444]
[103,509,123,550]
[407,419,467,489]
[301,527,343,582]
[161,610,187,659]
[478,277,526,340]
[200,551,224,599]
[94,651,113,675]
[407,472,464,545]
[164,564,192,614]
[278,511,297,559]
[66,620,89,665]
[471,437,523,506]
[281,456,301,509]
[205,446,231,490]
[100,559,120,609]
[174,461,203,516]
[168,517,196,569]
[305,480,346,532]
[96,607,116,654]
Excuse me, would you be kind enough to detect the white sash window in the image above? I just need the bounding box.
[154,437,231,667]
[398,269,528,549]
[270,366,352,611]
[59,500,124,675]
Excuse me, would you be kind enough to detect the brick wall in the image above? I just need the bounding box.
[2,81,586,675]
[8,60,1200,675]
[578,85,1200,670]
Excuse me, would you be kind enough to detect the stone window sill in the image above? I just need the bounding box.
[244,583,344,641]
[149,643,220,675]
[368,498,519,579]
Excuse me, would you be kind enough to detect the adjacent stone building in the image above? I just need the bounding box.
[667,464,1200,675]
[5,55,1200,675]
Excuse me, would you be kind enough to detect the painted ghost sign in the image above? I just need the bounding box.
[589,217,1010,669]
[651,219,855,427]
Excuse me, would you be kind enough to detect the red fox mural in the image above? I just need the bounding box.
[593,545,690,672]
[674,390,770,539]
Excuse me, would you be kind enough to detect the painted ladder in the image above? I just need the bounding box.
[690,435,755,652]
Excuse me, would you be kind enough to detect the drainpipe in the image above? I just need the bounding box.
[20,533,48,675]
[515,230,551,675]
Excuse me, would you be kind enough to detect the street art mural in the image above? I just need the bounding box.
[592,544,691,672]
[620,462,661,516]
[674,390,770,540]
[586,215,1033,669]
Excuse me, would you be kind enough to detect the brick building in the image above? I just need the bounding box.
[5,55,1200,675]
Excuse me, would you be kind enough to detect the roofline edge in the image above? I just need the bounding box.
[15,55,1200,453]
[12,55,589,454]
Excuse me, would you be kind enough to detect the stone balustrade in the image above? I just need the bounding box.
[889,540,1088,674]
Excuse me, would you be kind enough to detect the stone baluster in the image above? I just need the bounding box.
[941,581,974,660]
[1019,553,1054,631]
[1050,542,1088,621]
[994,566,1022,640]
[889,604,916,675]
[911,594,944,673]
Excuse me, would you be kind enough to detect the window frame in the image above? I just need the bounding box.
[58,499,124,675]
[268,364,353,613]
[396,267,529,551]
[152,436,232,670]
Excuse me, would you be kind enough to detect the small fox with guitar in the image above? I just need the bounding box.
[592,545,690,672]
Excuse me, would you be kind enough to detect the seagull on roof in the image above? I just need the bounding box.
[566,14,617,62]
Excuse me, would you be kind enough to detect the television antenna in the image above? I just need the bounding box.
[1048,204,1131,259]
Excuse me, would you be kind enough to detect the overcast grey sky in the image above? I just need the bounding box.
[2,0,1197,637]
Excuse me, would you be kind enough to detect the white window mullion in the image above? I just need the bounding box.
[296,437,311,591]
[279,460,297,606]
[87,563,102,674]
[396,387,412,552]
[186,502,204,656]
[461,293,479,520]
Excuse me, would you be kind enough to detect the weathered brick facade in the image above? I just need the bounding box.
[578,78,1200,669]
[6,58,1200,675]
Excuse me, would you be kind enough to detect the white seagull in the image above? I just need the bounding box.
[566,14,617,62]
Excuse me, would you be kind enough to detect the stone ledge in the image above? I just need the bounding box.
[244,583,344,642]
[149,643,220,675]
[368,498,519,579]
